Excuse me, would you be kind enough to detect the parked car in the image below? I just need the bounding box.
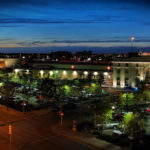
[96,121,119,129]
[112,129,123,136]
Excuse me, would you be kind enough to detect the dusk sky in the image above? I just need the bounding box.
[0,0,150,53]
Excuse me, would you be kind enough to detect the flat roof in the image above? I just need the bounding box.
[112,56,150,63]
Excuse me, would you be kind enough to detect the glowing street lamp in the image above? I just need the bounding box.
[130,37,135,51]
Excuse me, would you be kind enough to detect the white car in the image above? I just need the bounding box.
[96,121,119,129]
[112,129,123,136]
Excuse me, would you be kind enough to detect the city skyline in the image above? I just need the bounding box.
[0,0,150,53]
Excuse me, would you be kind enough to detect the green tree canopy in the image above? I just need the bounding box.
[121,112,147,139]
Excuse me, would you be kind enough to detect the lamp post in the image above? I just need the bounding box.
[130,37,135,51]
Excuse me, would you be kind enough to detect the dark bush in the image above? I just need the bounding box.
[77,121,94,132]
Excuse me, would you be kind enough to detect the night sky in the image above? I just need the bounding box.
[0,0,150,53]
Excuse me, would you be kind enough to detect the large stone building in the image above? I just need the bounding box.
[112,56,150,88]
[13,60,113,86]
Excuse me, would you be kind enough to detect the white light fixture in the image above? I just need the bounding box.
[15,69,19,74]
[63,70,67,75]
[93,72,98,76]
[104,72,108,76]
[49,71,53,75]
[40,70,44,75]
[73,71,77,76]
[84,71,88,75]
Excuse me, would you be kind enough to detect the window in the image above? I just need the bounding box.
[117,69,120,74]
[117,63,120,67]
[125,77,129,86]
[125,63,128,67]
[125,69,128,74]
[136,69,139,75]
[117,77,120,86]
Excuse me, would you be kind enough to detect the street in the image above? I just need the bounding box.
[0,112,96,150]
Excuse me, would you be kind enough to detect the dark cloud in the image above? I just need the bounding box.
[15,38,150,47]
[17,40,48,46]
[0,38,15,41]
[0,15,146,25]
[0,0,150,8]
[0,17,113,24]
[0,45,144,54]
[51,39,150,43]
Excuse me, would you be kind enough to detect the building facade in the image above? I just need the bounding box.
[112,57,150,88]
[14,61,112,87]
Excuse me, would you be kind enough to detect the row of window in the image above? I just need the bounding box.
[117,77,129,86]
[116,69,139,75]
[116,63,139,67]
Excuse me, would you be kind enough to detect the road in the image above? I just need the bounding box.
[0,112,96,150]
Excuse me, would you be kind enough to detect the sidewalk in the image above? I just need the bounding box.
[51,120,123,150]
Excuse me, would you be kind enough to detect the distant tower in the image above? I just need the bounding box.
[130,37,135,51]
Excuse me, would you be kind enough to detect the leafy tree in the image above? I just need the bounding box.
[90,98,113,133]
[142,89,150,102]
[0,71,16,110]
[120,93,135,108]
[38,78,57,100]
[121,112,147,139]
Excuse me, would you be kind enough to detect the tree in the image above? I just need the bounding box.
[0,71,16,110]
[142,89,150,102]
[38,78,57,100]
[90,98,113,134]
[120,93,135,109]
[121,112,147,139]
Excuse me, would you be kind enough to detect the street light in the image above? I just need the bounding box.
[130,37,135,51]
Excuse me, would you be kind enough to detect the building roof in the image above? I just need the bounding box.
[112,56,150,63]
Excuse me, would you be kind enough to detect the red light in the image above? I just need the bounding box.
[58,110,62,115]
[107,66,111,70]
[60,112,64,116]
[147,108,150,112]
[71,65,75,69]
